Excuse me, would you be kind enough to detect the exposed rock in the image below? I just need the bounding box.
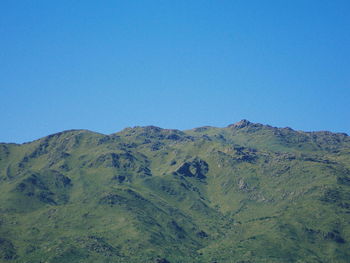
[229,119,252,129]
[196,230,209,238]
[137,166,152,177]
[166,134,181,141]
[151,142,164,151]
[112,175,127,183]
[175,158,209,180]
[324,231,346,244]
[238,179,248,191]
[156,258,171,263]
[233,146,257,162]
[89,152,136,168]
[228,119,264,130]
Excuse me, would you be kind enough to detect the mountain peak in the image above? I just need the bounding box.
[228,119,254,128]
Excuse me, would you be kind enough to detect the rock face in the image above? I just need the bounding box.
[0,121,350,263]
[175,158,209,180]
[229,119,253,128]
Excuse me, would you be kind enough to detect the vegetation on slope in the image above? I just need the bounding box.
[0,120,350,262]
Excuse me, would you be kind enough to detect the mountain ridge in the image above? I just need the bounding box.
[0,120,350,262]
[2,119,348,145]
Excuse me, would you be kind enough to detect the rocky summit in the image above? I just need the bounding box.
[0,121,350,262]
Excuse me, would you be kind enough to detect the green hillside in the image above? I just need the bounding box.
[1,120,350,262]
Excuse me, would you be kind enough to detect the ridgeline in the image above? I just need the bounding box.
[1,120,350,262]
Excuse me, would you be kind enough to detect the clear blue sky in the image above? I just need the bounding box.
[1,0,349,143]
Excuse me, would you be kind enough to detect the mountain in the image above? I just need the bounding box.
[1,120,350,263]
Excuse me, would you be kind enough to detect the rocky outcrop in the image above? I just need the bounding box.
[175,158,209,180]
[228,119,264,129]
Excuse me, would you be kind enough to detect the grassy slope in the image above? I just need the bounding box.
[0,121,350,262]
